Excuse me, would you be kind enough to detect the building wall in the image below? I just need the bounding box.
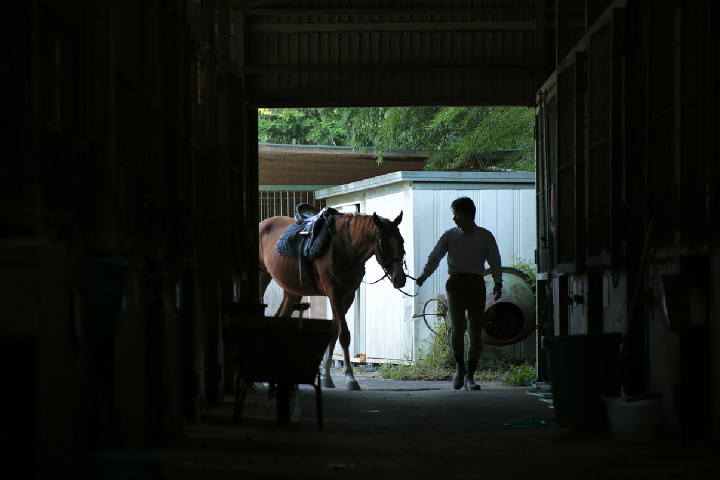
[1,2,256,475]
[535,0,719,438]
[319,173,536,363]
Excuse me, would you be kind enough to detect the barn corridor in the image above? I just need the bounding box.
[6,2,720,477]
[102,370,719,480]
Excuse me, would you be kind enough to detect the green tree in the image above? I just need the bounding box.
[305,108,350,146]
[257,106,535,172]
[258,108,350,146]
[258,108,312,145]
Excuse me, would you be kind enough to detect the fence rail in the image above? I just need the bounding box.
[259,189,326,221]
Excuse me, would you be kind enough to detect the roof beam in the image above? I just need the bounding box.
[249,20,584,34]
[242,64,539,74]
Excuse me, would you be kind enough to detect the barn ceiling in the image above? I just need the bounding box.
[232,0,591,107]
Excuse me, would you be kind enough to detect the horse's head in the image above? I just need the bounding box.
[372,212,407,289]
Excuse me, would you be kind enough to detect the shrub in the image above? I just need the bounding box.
[510,256,537,292]
[502,362,536,386]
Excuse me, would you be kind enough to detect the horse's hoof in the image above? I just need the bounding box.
[346,380,361,391]
[321,378,335,388]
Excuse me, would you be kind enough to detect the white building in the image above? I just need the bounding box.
[307,171,537,364]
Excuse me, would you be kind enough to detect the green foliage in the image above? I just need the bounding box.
[258,108,314,145]
[510,256,537,292]
[257,106,535,172]
[422,106,535,172]
[258,108,351,146]
[304,108,352,146]
[502,362,537,387]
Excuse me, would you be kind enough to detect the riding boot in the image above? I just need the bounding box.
[452,358,466,390]
[465,361,481,390]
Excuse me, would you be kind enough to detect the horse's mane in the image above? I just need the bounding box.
[341,212,377,239]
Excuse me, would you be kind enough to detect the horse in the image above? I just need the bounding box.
[259,211,407,390]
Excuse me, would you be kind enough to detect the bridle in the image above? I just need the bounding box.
[370,227,417,297]
[342,215,417,296]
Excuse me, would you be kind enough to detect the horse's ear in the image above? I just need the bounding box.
[393,211,403,226]
[372,212,382,228]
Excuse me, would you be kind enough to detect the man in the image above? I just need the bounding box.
[416,197,502,390]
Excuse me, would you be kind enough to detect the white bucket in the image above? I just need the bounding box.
[604,396,661,444]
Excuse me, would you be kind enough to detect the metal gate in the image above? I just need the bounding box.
[258,188,326,221]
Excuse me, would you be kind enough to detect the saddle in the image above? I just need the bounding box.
[276,204,340,290]
[294,203,321,223]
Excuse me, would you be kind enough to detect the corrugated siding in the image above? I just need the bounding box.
[412,187,536,360]
[241,0,565,107]
[361,191,415,362]
[327,191,414,362]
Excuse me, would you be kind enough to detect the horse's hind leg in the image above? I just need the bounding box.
[275,290,302,317]
[259,270,273,301]
[326,292,361,391]
[321,338,338,388]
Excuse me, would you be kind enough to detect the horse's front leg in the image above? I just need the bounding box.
[340,290,362,390]
[338,320,360,390]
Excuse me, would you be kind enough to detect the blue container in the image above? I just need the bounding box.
[83,451,165,480]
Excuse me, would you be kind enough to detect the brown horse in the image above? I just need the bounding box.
[259,211,407,390]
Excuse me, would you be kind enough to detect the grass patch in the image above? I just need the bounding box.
[379,353,535,385]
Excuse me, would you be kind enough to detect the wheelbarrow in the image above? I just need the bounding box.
[221,305,335,427]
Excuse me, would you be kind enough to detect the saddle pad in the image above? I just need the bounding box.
[276,223,309,258]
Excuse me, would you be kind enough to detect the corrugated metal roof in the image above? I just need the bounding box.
[236,1,587,107]
[315,170,535,198]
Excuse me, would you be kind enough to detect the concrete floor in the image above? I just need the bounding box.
[108,369,719,479]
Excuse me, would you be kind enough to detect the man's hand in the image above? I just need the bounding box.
[416,274,427,287]
[493,284,502,300]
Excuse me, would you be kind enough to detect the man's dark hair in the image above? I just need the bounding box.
[451,196,476,217]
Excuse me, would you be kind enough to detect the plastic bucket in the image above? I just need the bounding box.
[542,333,622,427]
[604,396,661,444]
